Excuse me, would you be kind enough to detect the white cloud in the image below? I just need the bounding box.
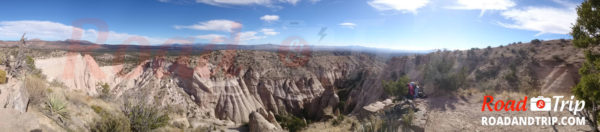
[195,34,225,43]
[367,0,429,14]
[0,20,168,44]
[498,4,576,35]
[280,0,300,5]
[195,31,270,44]
[194,0,311,6]
[260,15,280,23]
[174,20,242,32]
[448,0,516,16]
[260,28,279,35]
[339,23,357,29]
[237,31,265,41]
[195,0,271,6]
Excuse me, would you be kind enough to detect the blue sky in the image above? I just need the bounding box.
[0,0,582,50]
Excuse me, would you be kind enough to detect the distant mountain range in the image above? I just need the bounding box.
[0,39,432,56]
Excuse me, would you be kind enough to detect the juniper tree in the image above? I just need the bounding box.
[571,0,600,131]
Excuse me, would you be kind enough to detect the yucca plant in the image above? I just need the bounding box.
[47,93,68,120]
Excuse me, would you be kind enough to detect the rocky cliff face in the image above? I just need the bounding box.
[35,53,123,96]
[35,50,386,125]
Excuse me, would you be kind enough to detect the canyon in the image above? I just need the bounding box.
[0,39,589,131]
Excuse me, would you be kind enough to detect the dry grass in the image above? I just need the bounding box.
[49,79,66,88]
[0,69,6,84]
[25,75,48,105]
[457,88,477,97]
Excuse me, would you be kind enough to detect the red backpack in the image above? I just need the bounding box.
[408,83,414,96]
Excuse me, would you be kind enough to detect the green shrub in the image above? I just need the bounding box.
[552,55,564,62]
[503,70,519,86]
[475,67,500,81]
[97,82,110,98]
[359,117,381,132]
[23,56,45,79]
[101,83,110,94]
[26,55,35,69]
[531,39,542,46]
[359,116,400,132]
[123,103,170,132]
[0,69,6,84]
[560,38,567,44]
[423,53,465,92]
[91,106,131,132]
[49,79,66,88]
[91,105,104,114]
[331,115,345,126]
[91,115,131,132]
[382,75,409,99]
[275,114,307,132]
[401,108,414,126]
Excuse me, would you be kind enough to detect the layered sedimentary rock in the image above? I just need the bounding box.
[35,50,383,124]
[35,53,122,96]
[249,108,282,132]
